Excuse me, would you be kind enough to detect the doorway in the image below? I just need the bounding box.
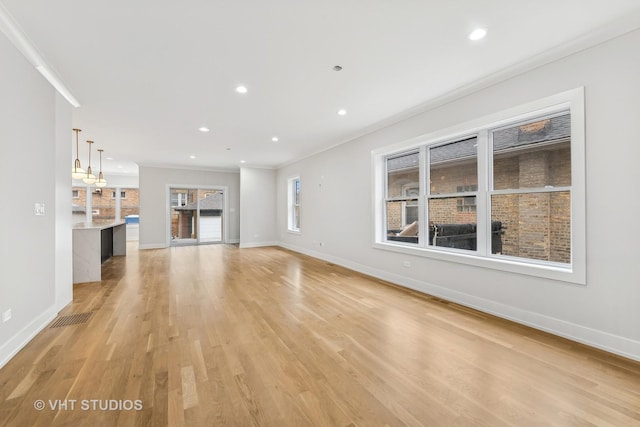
[169,187,225,246]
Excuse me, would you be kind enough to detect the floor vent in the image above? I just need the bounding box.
[50,312,93,328]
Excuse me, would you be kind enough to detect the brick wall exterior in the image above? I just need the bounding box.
[492,146,570,263]
[429,160,477,225]
[72,187,140,221]
[429,198,476,225]
[430,161,477,195]
[171,212,196,239]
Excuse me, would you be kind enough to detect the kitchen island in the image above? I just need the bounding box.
[72,221,126,284]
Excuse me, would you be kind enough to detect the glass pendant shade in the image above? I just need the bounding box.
[72,158,85,179]
[95,172,107,187]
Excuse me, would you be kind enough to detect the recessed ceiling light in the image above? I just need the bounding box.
[117,165,124,169]
[236,85,248,94]
[226,147,231,151]
[333,65,343,71]
[190,155,196,159]
[469,28,487,41]
[338,109,347,116]
[198,126,210,132]
[240,160,246,164]
[106,157,114,160]
[272,137,279,142]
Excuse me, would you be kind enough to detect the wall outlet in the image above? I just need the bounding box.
[2,309,11,323]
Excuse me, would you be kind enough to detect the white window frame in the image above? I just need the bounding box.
[372,88,585,284]
[165,184,229,246]
[287,176,301,233]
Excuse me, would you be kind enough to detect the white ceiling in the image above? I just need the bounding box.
[3,0,640,176]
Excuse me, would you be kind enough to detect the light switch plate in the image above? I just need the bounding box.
[34,203,45,215]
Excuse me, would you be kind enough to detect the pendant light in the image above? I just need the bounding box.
[71,128,85,179]
[95,148,107,187]
[82,140,97,184]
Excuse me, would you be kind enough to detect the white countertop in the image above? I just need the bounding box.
[72,221,126,230]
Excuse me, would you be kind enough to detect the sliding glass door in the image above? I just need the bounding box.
[197,189,223,243]
[170,187,224,246]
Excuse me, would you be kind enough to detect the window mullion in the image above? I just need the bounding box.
[476,130,489,256]
[418,146,427,247]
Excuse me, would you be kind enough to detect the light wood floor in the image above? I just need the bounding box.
[1,244,639,426]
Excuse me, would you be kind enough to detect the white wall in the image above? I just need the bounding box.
[100,173,139,188]
[0,33,70,367]
[55,94,73,310]
[277,29,640,361]
[138,166,240,248]
[240,167,277,248]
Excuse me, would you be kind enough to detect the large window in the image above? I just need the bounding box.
[374,89,585,283]
[490,114,571,263]
[288,177,301,232]
[71,186,140,225]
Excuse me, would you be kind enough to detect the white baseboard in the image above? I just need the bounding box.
[140,241,242,249]
[138,242,169,250]
[0,306,58,369]
[239,241,278,249]
[278,242,640,362]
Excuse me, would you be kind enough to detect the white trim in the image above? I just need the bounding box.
[138,242,169,250]
[35,66,80,108]
[240,241,279,249]
[0,306,58,369]
[372,88,586,285]
[277,241,640,362]
[0,4,80,107]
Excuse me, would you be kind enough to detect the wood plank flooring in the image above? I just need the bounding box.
[1,243,639,426]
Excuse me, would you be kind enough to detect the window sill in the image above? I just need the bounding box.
[287,229,301,235]
[372,240,584,285]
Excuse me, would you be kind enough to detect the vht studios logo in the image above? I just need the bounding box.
[34,399,143,411]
